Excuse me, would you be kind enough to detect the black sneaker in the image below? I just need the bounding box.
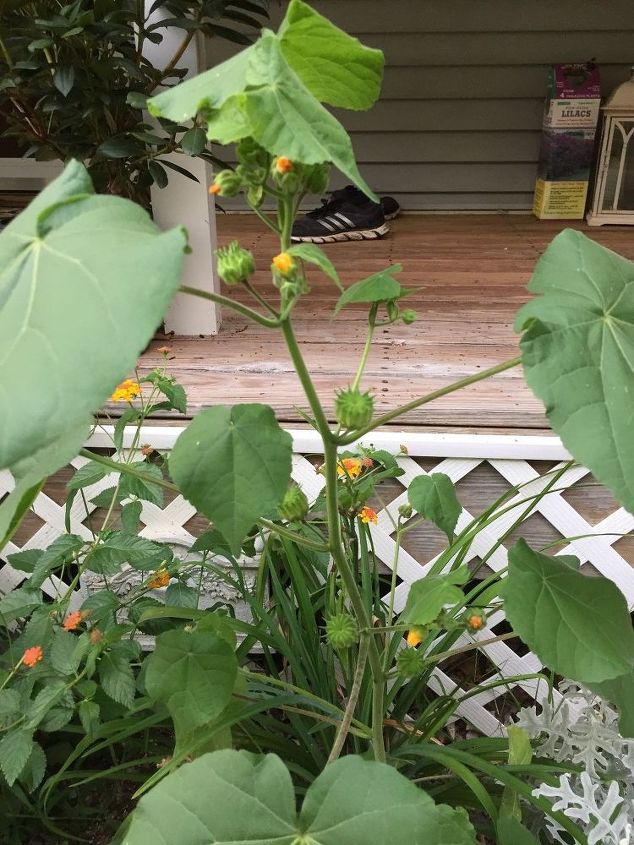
[380,195,401,221]
[291,192,389,243]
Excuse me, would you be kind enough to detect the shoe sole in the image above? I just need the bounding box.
[383,209,400,221]
[291,222,390,244]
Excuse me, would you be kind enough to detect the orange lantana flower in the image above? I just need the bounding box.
[110,379,141,402]
[361,457,374,468]
[272,252,294,275]
[63,611,83,631]
[148,569,170,589]
[336,457,362,480]
[358,506,378,525]
[275,156,293,174]
[22,646,43,667]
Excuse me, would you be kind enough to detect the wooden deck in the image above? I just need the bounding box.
[130,214,634,433]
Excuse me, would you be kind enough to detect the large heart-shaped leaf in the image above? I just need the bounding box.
[408,472,462,540]
[0,161,186,470]
[169,404,292,556]
[516,229,634,512]
[145,630,237,741]
[118,751,475,845]
[279,0,384,110]
[149,26,378,199]
[505,540,634,683]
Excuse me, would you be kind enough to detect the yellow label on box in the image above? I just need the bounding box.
[533,179,589,220]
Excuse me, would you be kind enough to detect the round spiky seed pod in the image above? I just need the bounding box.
[278,484,309,522]
[334,387,374,430]
[215,240,255,285]
[397,648,426,677]
[401,309,417,325]
[209,169,242,197]
[325,613,358,649]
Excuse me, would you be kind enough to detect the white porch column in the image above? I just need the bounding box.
[142,10,221,335]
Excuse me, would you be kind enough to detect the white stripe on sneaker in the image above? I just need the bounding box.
[335,212,354,227]
[319,219,335,232]
[327,215,346,230]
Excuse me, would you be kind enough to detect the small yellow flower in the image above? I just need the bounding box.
[272,252,294,275]
[22,646,43,667]
[358,506,378,525]
[110,379,141,402]
[275,156,293,174]
[148,569,170,589]
[336,457,362,479]
[209,182,222,195]
[406,628,424,648]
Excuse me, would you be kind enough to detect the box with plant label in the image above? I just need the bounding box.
[533,63,601,219]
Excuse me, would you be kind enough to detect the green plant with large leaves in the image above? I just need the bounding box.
[1,1,634,843]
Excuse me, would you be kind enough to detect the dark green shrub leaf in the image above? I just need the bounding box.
[170,404,292,556]
[408,473,461,540]
[0,730,34,786]
[516,230,634,513]
[120,751,475,844]
[279,0,384,110]
[505,539,634,683]
[181,127,207,156]
[402,569,469,627]
[53,65,74,96]
[148,160,168,188]
[0,161,186,471]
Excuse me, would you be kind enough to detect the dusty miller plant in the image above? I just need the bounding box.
[1,2,634,844]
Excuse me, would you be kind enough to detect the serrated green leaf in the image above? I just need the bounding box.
[6,549,43,573]
[505,540,634,683]
[81,588,120,624]
[516,230,634,514]
[164,582,199,609]
[79,699,100,735]
[279,0,383,111]
[50,629,88,675]
[0,161,186,471]
[287,243,342,291]
[20,741,46,792]
[402,569,469,627]
[408,473,462,540]
[0,730,34,786]
[87,532,171,574]
[24,683,67,730]
[67,460,111,491]
[99,647,136,708]
[170,404,292,556]
[145,630,237,739]
[334,265,404,315]
[0,585,43,625]
[119,462,164,506]
[0,690,21,726]
[30,533,84,587]
[121,500,142,533]
[90,485,124,509]
[120,751,475,845]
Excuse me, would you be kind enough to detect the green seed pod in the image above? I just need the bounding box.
[247,184,264,208]
[325,613,358,649]
[211,169,243,198]
[215,240,255,285]
[398,503,413,519]
[401,309,417,325]
[278,484,309,522]
[386,300,399,322]
[396,648,426,678]
[334,387,374,430]
[304,162,330,195]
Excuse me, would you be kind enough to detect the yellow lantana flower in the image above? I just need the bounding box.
[110,379,141,402]
[358,506,378,525]
[336,457,362,479]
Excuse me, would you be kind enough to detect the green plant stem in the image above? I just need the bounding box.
[426,631,518,665]
[248,202,281,236]
[258,518,329,552]
[340,355,522,444]
[243,280,279,317]
[351,303,378,391]
[328,633,370,763]
[181,285,280,328]
[280,318,386,762]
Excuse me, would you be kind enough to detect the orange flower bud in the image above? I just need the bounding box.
[90,628,104,645]
[272,252,294,275]
[209,183,222,195]
[466,613,485,632]
[275,156,293,174]
[157,345,171,355]
[141,444,154,456]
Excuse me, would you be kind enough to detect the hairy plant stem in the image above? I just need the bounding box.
[280,318,386,761]
[328,633,370,762]
[182,284,280,328]
[339,355,523,445]
[350,303,378,392]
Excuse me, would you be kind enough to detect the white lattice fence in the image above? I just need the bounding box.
[1,427,633,736]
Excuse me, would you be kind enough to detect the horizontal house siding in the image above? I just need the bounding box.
[205,0,634,210]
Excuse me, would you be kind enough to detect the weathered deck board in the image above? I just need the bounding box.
[119,214,634,431]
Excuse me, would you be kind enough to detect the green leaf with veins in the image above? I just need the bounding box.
[288,243,342,291]
[402,569,469,627]
[334,265,404,314]
[169,404,292,556]
[279,0,384,110]
[587,672,634,737]
[119,751,475,845]
[505,539,634,683]
[408,472,462,540]
[516,229,634,512]
[0,161,186,471]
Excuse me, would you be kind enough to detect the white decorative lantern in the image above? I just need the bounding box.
[587,68,634,225]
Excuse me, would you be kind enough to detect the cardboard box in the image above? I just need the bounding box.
[534,63,601,219]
